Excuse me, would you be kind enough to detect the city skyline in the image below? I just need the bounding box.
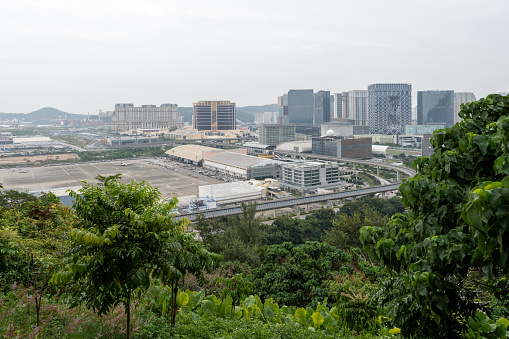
[1,0,508,114]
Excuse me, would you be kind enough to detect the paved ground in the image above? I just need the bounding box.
[0,159,223,203]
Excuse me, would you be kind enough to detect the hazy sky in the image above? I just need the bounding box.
[1,0,508,114]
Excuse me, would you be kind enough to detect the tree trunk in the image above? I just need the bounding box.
[126,295,131,339]
[171,281,178,327]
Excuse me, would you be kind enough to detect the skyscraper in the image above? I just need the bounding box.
[454,92,476,124]
[333,93,342,119]
[277,94,289,124]
[313,90,331,127]
[341,92,350,120]
[193,101,236,131]
[368,83,412,135]
[348,90,368,126]
[287,89,314,125]
[417,90,455,128]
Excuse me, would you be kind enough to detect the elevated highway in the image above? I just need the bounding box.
[177,183,400,221]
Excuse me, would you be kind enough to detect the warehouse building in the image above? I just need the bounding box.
[198,181,262,205]
[203,152,282,179]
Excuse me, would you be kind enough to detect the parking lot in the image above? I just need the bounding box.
[0,159,224,201]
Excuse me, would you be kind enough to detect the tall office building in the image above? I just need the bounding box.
[333,93,343,119]
[112,103,182,133]
[417,90,455,128]
[277,94,289,124]
[329,96,335,120]
[279,89,318,136]
[342,92,350,120]
[313,91,331,127]
[193,101,236,131]
[349,90,368,126]
[287,89,314,125]
[368,83,412,135]
[454,92,476,124]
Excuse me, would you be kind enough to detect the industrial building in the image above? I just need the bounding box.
[193,101,236,131]
[281,162,341,193]
[198,181,262,205]
[112,103,182,132]
[203,152,282,179]
[311,133,372,159]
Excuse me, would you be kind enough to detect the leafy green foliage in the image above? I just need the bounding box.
[262,208,336,246]
[360,93,509,338]
[250,242,354,307]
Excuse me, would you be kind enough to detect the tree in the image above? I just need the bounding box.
[324,207,388,251]
[51,175,194,338]
[338,196,405,218]
[360,94,509,337]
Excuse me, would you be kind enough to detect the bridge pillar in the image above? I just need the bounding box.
[397,171,401,181]
[327,200,333,208]
[294,205,300,216]
[274,209,277,218]
[377,166,380,177]
[351,196,356,202]
[381,191,386,198]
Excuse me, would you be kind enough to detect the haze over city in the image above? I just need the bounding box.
[1,0,508,114]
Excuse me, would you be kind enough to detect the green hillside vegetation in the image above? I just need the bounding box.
[2,95,509,338]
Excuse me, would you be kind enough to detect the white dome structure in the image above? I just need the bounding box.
[326,129,335,137]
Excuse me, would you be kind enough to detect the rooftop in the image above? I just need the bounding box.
[205,152,277,170]
[165,144,220,161]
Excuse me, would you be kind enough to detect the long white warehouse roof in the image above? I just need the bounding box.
[204,152,274,170]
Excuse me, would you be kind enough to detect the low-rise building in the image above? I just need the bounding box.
[198,181,262,205]
[312,133,372,159]
[258,124,296,146]
[203,151,282,179]
[281,162,341,193]
[404,125,444,135]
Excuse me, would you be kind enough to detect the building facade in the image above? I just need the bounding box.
[312,136,372,159]
[281,162,340,193]
[112,103,182,132]
[454,92,476,124]
[333,93,343,119]
[348,90,368,126]
[258,124,296,146]
[313,90,331,127]
[404,124,444,135]
[368,83,412,135]
[417,90,455,128]
[287,89,314,125]
[193,101,236,131]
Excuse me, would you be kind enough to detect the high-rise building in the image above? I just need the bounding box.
[287,89,314,125]
[342,92,350,120]
[277,94,289,124]
[348,90,368,126]
[313,91,331,127]
[417,90,455,128]
[454,92,476,124]
[368,83,412,135]
[112,103,182,133]
[333,93,342,119]
[330,96,335,121]
[193,101,236,131]
[258,124,296,146]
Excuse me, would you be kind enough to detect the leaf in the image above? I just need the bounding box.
[177,292,189,308]
[295,308,307,326]
[311,311,324,328]
[264,304,275,320]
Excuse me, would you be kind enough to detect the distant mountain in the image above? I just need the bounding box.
[178,104,277,124]
[0,107,86,123]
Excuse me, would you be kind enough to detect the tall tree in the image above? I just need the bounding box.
[51,175,195,338]
[360,94,509,337]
